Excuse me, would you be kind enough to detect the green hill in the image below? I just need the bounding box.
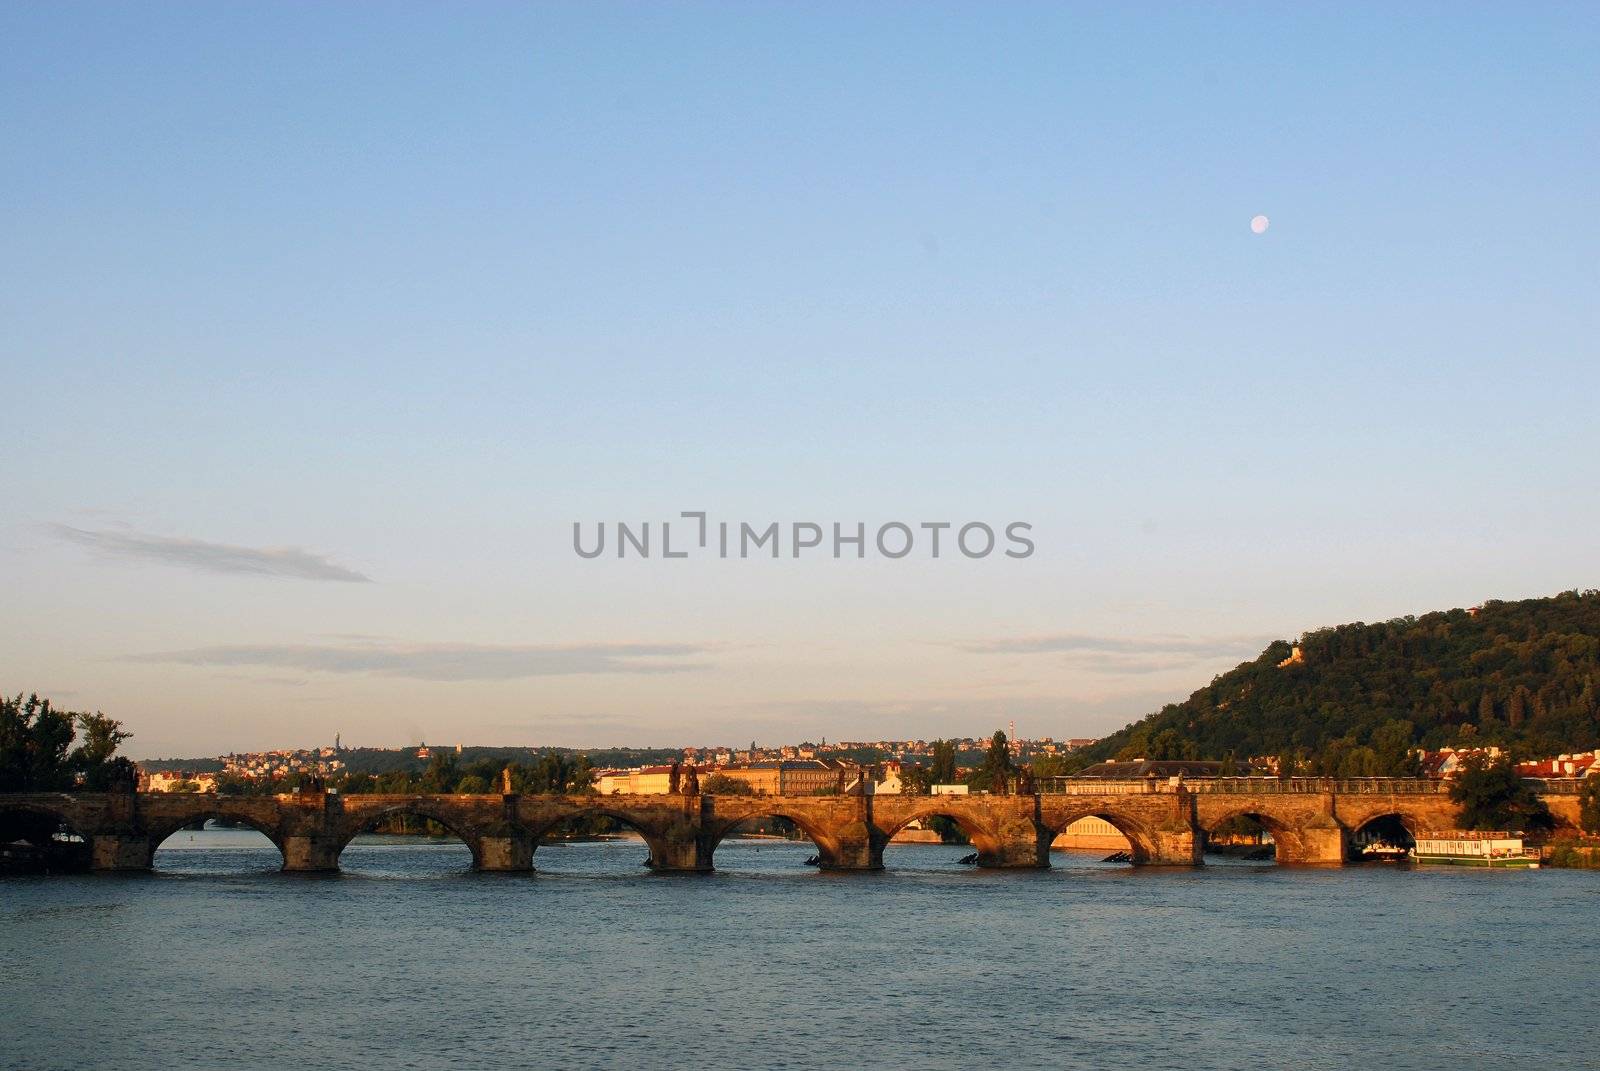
[1081,589,1600,774]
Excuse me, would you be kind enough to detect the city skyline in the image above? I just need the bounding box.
[5,6,1597,757]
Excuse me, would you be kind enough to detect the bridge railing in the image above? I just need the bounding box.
[1035,779,1165,795]
[1038,776,1458,795]
[1190,777,1452,795]
[1528,778,1587,795]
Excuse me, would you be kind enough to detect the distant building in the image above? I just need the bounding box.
[1418,747,1504,779]
[592,766,709,795]
[1515,752,1599,779]
[142,771,218,793]
[872,761,903,795]
[710,759,858,795]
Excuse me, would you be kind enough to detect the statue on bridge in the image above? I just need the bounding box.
[501,766,514,795]
[683,766,700,796]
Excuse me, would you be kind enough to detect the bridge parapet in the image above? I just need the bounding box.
[1187,777,1451,795]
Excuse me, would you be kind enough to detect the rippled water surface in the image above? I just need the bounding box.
[5,828,1597,1071]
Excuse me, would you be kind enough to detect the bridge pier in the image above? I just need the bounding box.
[1275,824,1347,865]
[1141,829,1203,867]
[90,833,154,871]
[476,833,535,872]
[281,835,341,873]
[972,822,1050,868]
[642,832,712,873]
[645,842,711,872]
[815,822,885,871]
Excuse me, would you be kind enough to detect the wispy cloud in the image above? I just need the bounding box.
[131,641,711,681]
[48,524,370,582]
[961,633,1267,657]
[958,632,1270,674]
[713,690,1183,741]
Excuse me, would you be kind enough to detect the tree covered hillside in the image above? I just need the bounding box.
[1083,590,1600,773]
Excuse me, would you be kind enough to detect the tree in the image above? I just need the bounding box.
[899,763,934,795]
[1339,746,1379,777]
[1029,754,1070,780]
[1580,777,1600,835]
[1477,691,1497,726]
[1147,728,1196,761]
[969,730,1013,794]
[419,752,460,793]
[1370,720,1420,776]
[0,694,132,792]
[0,693,76,791]
[1449,754,1554,833]
[930,740,957,785]
[455,774,491,794]
[702,773,753,796]
[1068,591,1600,766]
[1507,686,1530,729]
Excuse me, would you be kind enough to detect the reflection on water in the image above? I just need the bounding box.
[5,828,1596,1071]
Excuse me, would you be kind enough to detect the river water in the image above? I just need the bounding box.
[4,828,1596,1071]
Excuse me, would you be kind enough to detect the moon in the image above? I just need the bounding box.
[1250,214,1270,234]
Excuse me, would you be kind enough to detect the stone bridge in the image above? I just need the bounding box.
[0,779,1583,873]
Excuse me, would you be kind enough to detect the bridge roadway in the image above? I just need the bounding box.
[0,779,1583,873]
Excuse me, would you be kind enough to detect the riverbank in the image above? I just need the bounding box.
[1543,839,1600,868]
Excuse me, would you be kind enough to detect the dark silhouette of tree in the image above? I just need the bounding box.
[1370,719,1421,776]
[1449,754,1554,832]
[971,731,1013,794]
[419,752,460,794]
[1028,754,1070,780]
[899,763,934,795]
[702,773,753,796]
[1147,728,1196,761]
[1580,778,1600,835]
[0,694,132,792]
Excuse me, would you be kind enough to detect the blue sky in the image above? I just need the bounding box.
[3,5,1596,756]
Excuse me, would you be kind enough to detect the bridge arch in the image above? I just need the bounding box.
[525,806,685,872]
[0,801,89,870]
[1334,800,1454,861]
[879,805,1019,867]
[144,807,289,870]
[335,802,484,869]
[1346,812,1418,859]
[705,809,841,869]
[1044,808,1161,865]
[1198,807,1298,863]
